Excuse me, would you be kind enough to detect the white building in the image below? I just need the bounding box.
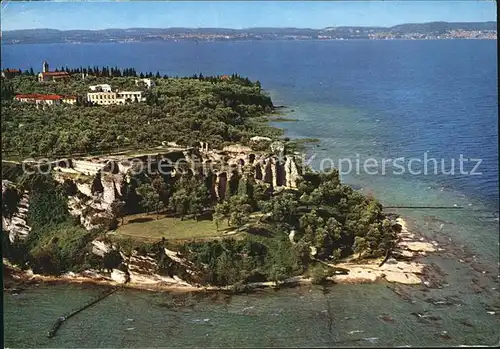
[87,92,122,105]
[117,91,145,102]
[89,84,112,92]
[135,78,155,89]
[61,96,78,105]
[87,90,145,105]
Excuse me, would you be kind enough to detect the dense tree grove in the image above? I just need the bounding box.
[168,176,210,220]
[189,167,399,286]
[2,74,279,159]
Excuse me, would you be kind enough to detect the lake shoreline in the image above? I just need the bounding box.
[3,216,444,295]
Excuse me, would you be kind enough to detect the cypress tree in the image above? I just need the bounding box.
[237,177,248,197]
[224,182,232,201]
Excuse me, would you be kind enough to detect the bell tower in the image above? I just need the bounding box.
[42,60,49,73]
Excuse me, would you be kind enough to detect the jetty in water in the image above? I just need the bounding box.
[47,287,118,338]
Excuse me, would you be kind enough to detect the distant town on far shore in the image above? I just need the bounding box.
[2,21,496,44]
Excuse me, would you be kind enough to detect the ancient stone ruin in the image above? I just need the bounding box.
[2,143,303,235]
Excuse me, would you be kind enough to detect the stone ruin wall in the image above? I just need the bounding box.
[3,146,302,234]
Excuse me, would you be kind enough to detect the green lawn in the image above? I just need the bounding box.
[113,215,231,242]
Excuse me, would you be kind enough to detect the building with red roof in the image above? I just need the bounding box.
[1,68,21,79]
[15,94,63,106]
[14,94,77,106]
[37,60,70,82]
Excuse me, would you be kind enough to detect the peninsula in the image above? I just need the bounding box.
[2,63,440,293]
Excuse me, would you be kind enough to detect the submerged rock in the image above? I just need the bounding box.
[347,330,364,335]
[384,271,421,284]
[437,331,451,340]
[399,241,437,253]
[378,314,395,323]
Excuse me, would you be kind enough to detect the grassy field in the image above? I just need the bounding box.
[112,214,231,242]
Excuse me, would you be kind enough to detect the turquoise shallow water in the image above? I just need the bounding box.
[2,40,499,347]
[269,97,499,265]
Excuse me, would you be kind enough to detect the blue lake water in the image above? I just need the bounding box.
[2,40,499,347]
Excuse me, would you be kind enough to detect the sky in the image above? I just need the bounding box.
[1,1,497,31]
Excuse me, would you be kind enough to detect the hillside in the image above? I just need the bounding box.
[2,22,496,44]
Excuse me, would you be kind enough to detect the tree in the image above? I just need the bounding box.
[262,192,298,231]
[224,179,233,200]
[110,200,126,226]
[2,235,30,269]
[26,175,69,227]
[353,236,369,259]
[151,175,169,202]
[214,195,251,231]
[168,188,190,219]
[237,176,248,197]
[228,195,252,230]
[310,264,330,284]
[2,185,20,218]
[30,244,62,276]
[137,183,164,219]
[213,200,231,230]
[169,177,208,220]
[103,249,123,271]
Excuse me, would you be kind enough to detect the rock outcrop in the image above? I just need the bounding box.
[250,136,272,142]
[123,250,195,287]
[111,268,130,284]
[326,218,441,285]
[2,180,31,243]
[91,239,112,257]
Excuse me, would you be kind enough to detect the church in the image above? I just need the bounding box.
[37,60,71,82]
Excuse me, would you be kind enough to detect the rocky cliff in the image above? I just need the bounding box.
[88,238,199,287]
[2,180,31,242]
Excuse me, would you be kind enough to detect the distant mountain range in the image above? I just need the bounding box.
[2,22,496,44]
